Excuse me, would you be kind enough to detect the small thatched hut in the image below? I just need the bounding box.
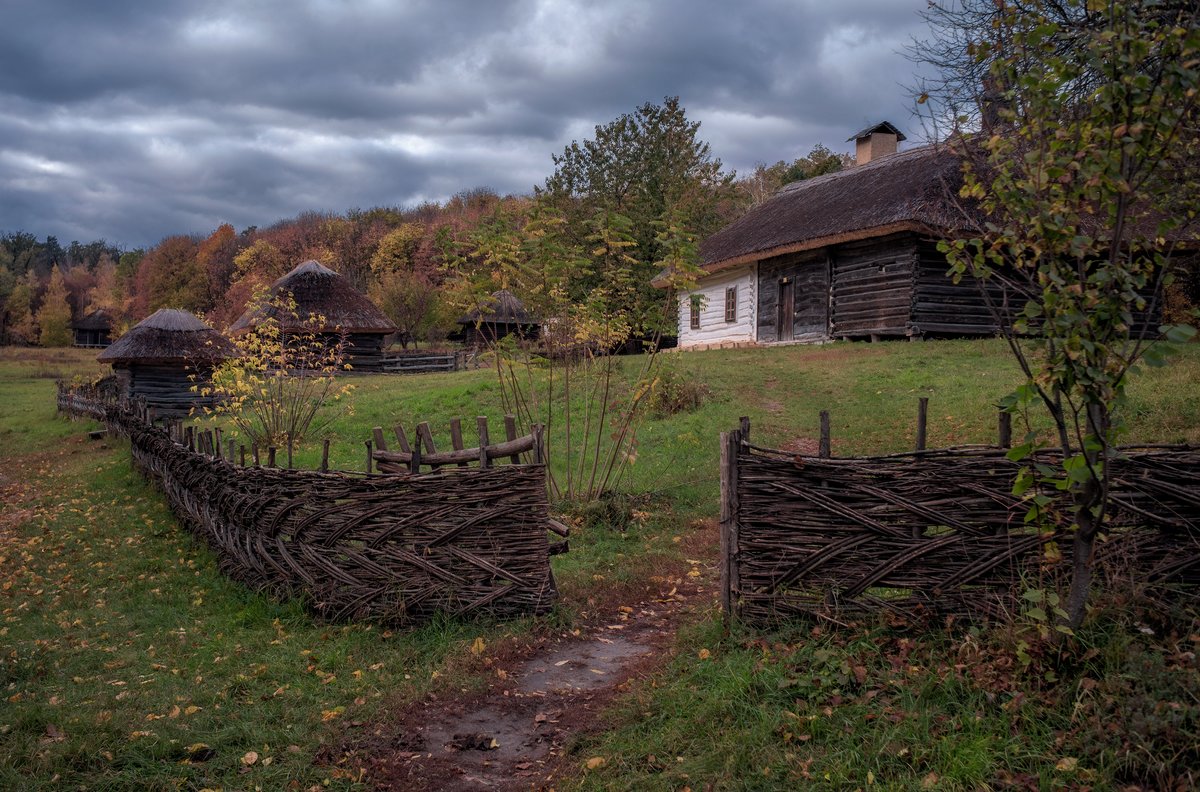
[456,290,539,347]
[228,260,397,370]
[71,308,114,348]
[97,308,237,418]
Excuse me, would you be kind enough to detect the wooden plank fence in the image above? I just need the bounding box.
[721,411,1200,626]
[56,380,564,626]
[380,350,475,374]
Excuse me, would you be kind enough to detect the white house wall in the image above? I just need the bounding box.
[677,265,757,348]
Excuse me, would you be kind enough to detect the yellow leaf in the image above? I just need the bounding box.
[185,705,201,715]
[470,637,486,656]
[242,750,258,766]
[1055,757,1078,772]
[586,757,606,770]
[697,648,711,660]
[168,705,180,719]
[868,770,875,784]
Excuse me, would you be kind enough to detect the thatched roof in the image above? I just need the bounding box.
[72,307,114,331]
[656,144,966,286]
[98,308,237,365]
[457,290,534,326]
[228,260,397,335]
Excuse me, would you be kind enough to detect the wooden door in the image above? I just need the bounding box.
[777,278,794,342]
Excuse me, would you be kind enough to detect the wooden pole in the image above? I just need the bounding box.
[372,427,388,451]
[286,437,293,470]
[267,446,276,468]
[477,416,490,468]
[819,411,831,458]
[320,438,330,473]
[916,397,929,452]
[504,414,521,464]
[365,440,373,474]
[214,427,223,459]
[532,424,545,465]
[998,411,1012,449]
[449,418,468,468]
[739,416,750,442]
[226,439,235,463]
[719,428,741,622]
[252,443,260,467]
[239,445,246,466]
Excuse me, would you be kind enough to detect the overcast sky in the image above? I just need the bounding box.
[1,0,935,249]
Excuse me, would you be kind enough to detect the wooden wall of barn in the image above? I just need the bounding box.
[910,239,1000,336]
[756,251,829,343]
[829,234,918,338]
[117,363,221,418]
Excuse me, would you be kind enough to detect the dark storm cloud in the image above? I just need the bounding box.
[0,0,933,248]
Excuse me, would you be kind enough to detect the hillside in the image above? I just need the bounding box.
[2,339,1198,790]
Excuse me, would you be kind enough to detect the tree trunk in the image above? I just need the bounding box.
[1065,477,1101,628]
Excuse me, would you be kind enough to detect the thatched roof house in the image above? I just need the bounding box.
[455,290,538,346]
[229,260,396,370]
[71,308,115,348]
[658,126,991,348]
[98,308,237,418]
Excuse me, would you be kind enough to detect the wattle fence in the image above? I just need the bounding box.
[56,380,560,626]
[720,420,1200,625]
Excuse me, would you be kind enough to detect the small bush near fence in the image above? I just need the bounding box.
[720,425,1200,625]
[57,382,557,626]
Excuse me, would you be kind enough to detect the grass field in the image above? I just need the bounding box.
[1,340,1198,790]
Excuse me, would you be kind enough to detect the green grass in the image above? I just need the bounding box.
[2,339,1198,789]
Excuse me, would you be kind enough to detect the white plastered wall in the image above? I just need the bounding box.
[677,264,757,348]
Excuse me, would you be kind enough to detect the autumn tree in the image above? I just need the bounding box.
[368,224,445,348]
[134,236,205,316]
[36,266,73,347]
[5,270,38,344]
[197,224,241,309]
[920,0,1200,627]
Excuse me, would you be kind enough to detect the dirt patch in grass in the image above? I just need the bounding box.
[326,525,719,791]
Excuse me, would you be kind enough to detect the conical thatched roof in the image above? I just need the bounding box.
[228,260,397,334]
[98,308,237,365]
[457,290,533,326]
[72,307,114,331]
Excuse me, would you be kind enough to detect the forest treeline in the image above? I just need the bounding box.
[1,98,853,347]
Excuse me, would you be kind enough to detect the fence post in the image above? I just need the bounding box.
[477,416,490,469]
[504,414,521,464]
[719,427,741,623]
[320,439,330,473]
[819,410,832,458]
[532,424,545,465]
[449,418,468,468]
[916,397,928,452]
[998,410,1012,449]
[364,440,373,474]
[267,446,276,468]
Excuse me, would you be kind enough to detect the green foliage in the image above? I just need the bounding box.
[937,0,1200,626]
[35,266,72,347]
[737,144,855,207]
[540,96,734,334]
[648,356,711,418]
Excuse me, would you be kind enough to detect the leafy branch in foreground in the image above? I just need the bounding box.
[925,0,1200,627]
[197,290,354,458]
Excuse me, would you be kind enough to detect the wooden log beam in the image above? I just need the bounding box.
[373,433,536,466]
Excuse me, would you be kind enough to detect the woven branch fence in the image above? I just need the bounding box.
[56,381,559,626]
[720,418,1200,625]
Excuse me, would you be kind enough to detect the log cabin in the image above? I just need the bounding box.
[661,123,995,348]
[228,260,397,371]
[454,289,539,347]
[97,308,238,418]
[71,308,114,348]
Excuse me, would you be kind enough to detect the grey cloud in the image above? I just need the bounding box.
[1,0,933,247]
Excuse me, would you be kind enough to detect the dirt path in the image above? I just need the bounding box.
[331,563,713,791]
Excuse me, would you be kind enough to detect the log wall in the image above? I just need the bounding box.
[756,251,829,343]
[829,234,919,338]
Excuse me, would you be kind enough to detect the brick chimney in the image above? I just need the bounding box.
[847,121,906,165]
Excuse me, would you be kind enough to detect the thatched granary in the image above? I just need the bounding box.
[455,290,539,347]
[97,308,237,418]
[229,260,397,370]
[71,308,114,348]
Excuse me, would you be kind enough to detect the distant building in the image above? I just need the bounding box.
[71,308,114,348]
[97,308,238,418]
[229,260,397,370]
[455,290,539,347]
[659,122,995,348]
